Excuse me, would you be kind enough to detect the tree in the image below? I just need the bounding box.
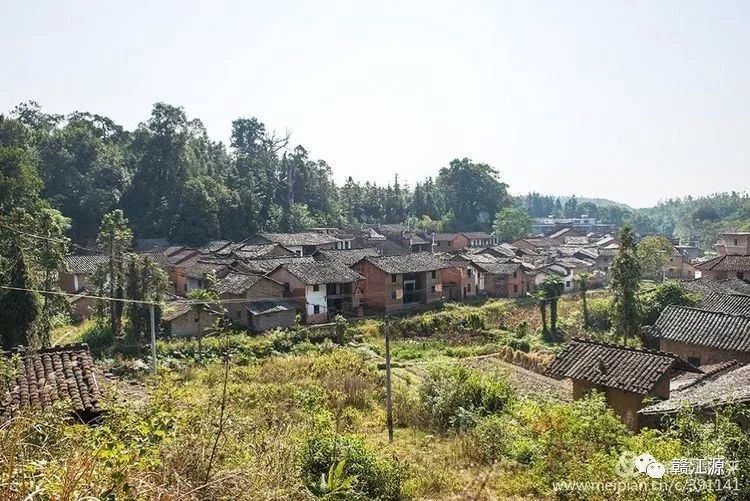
[637,235,674,281]
[416,215,443,233]
[96,210,133,337]
[124,254,169,343]
[563,195,578,218]
[610,225,641,344]
[169,176,223,245]
[542,275,565,341]
[532,289,550,341]
[575,272,592,329]
[0,115,42,214]
[493,207,532,242]
[640,281,699,326]
[0,240,39,348]
[437,158,510,229]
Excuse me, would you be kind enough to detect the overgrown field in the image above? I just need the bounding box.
[8,292,746,499]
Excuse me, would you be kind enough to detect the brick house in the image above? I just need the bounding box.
[664,246,696,280]
[547,227,585,245]
[268,261,364,324]
[472,259,531,298]
[214,271,288,329]
[648,305,750,366]
[546,338,700,430]
[437,257,482,300]
[433,233,469,252]
[59,255,109,293]
[693,233,750,280]
[463,232,495,248]
[351,253,447,313]
[510,237,556,253]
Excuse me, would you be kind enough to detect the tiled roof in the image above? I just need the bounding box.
[1,344,101,419]
[241,256,316,274]
[182,259,231,279]
[548,227,575,239]
[462,232,492,239]
[245,299,298,315]
[640,362,750,415]
[360,252,449,274]
[215,271,267,295]
[64,255,109,274]
[546,338,699,395]
[554,257,595,269]
[201,240,233,253]
[138,250,174,268]
[683,278,750,295]
[232,243,293,260]
[650,306,750,353]
[694,254,750,272]
[275,261,364,285]
[316,248,382,266]
[698,292,750,316]
[256,232,341,246]
[434,233,461,241]
[564,236,590,246]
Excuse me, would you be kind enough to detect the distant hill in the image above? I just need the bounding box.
[556,196,633,210]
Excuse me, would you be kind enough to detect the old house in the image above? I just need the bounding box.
[693,233,750,280]
[648,305,750,365]
[161,299,216,337]
[245,299,298,332]
[463,232,495,248]
[510,237,556,253]
[464,254,530,298]
[639,361,750,426]
[1,344,102,423]
[697,292,750,317]
[314,248,383,266]
[229,243,297,260]
[214,270,287,329]
[433,233,469,252]
[437,257,482,300]
[351,253,447,313]
[245,232,342,256]
[683,277,750,296]
[548,227,585,245]
[59,255,109,293]
[546,338,700,430]
[664,246,696,280]
[268,261,364,324]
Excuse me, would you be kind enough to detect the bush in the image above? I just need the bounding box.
[586,298,612,332]
[640,281,700,326]
[417,365,515,432]
[80,322,114,350]
[298,432,409,500]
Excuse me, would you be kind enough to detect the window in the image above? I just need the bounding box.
[688,356,701,367]
[236,310,241,319]
[313,305,320,314]
[431,270,436,279]
[513,271,517,278]
[391,274,397,283]
[430,285,436,293]
[313,284,320,292]
[391,291,397,300]
[467,268,473,277]
[184,283,188,292]
[739,272,745,280]
[566,280,571,288]
[295,250,302,256]
[513,284,518,293]
[734,239,739,246]
[448,241,452,247]
[467,284,471,292]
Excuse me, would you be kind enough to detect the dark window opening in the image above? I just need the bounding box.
[391,274,397,283]
[313,305,320,314]
[688,356,701,367]
[431,270,436,279]
[313,284,320,292]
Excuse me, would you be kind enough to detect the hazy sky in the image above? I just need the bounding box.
[2,1,749,208]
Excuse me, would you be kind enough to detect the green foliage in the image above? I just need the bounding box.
[418,365,515,432]
[586,297,613,332]
[307,460,357,499]
[0,239,39,348]
[492,206,532,242]
[299,432,409,500]
[637,235,675,280]
[640,281,700,326]
[610,225,641,343]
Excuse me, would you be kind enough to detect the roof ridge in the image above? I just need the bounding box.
[676,360,742,391]
[569,336,685,360]
[664,304,750,319]
[4,343,91,355]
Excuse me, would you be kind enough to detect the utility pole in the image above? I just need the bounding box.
[385,319,393,443]
[150,303,157,375]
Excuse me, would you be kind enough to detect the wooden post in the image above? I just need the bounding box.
[385,319,394,443]
[150,303,157,375]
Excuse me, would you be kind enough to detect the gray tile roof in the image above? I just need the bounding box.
[546,337,699,395]
[64,255,109,274]
[360,252,449,274]
[240,256,316,274]
[650,306,750,353]
[215,271,267,295]
[316,248,382,266]
[255,232,341,246]
[276,261,365,285]
[245,299,299,315]
[695,254,750,272]
[640,361,750,415]
[1,344,101,419]
[698,292,750,317]
[232,243,294,260]
[683,278,750,295]
[462,232,492,239]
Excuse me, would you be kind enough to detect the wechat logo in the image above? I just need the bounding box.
[615,452,665,479]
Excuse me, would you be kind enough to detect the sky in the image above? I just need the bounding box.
[2,0,749,208]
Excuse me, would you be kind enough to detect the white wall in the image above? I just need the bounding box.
[306,284,328,316]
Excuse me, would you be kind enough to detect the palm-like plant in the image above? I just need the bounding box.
[575,272,592,329]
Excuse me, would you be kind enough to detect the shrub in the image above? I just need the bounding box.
[586,298,612,332]
[640,281,700,326]
[417,365,515,432]
[80,322,114,351]
[298,432,409,500]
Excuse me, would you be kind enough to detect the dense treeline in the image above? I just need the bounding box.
[5,101,512,245]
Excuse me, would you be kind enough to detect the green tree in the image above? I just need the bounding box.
[124,255,169,343]
[437,158,510,229]
[532,289,550,340]
[563,195,578,218]
[542,275,565,341]
[637,235,674,281]
[492,207,532,242]
[0,115,42,213]
[640,281,699,326]
[0,240,39,348]
[96,209,133,337]
[610,225,641,344]
[169,176,223,245]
